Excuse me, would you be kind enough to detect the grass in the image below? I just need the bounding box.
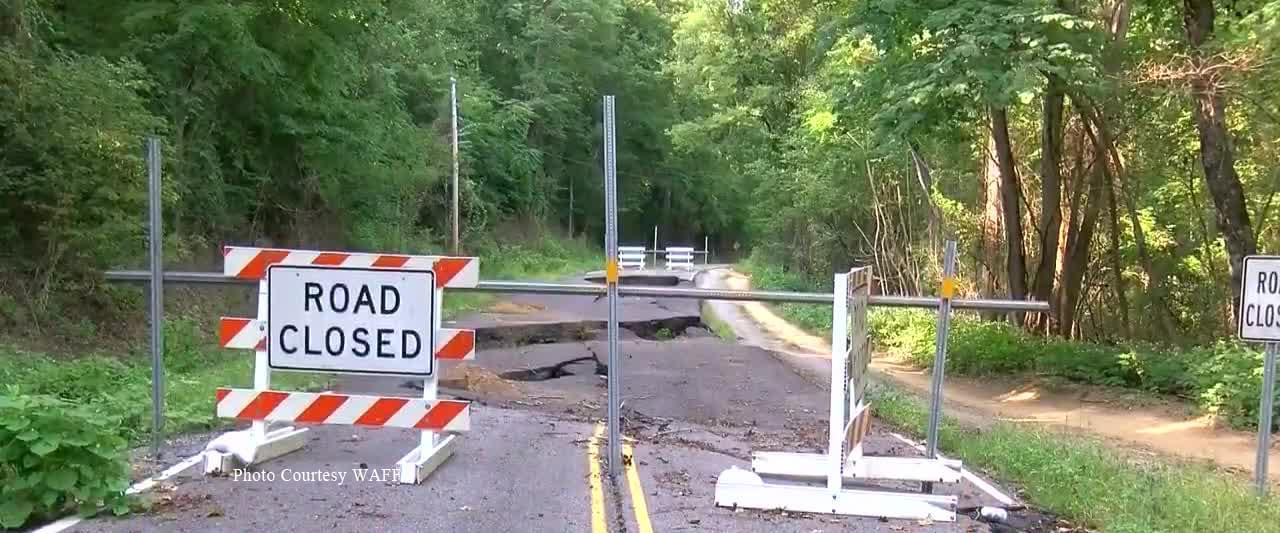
[870,381,1280,533]
[443,234,601,319]
[700,302,740,341]
[0,318,327,445]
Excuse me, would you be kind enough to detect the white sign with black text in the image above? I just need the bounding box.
[268,265,436,376]
[1239,256,1280,342]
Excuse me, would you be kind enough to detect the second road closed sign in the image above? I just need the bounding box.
[1239,255,1280,342]
[268,265,437,376]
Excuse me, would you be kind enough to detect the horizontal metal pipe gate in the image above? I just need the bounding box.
[102,270,1050,313]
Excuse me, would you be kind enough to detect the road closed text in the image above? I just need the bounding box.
[268,265,436,376]
[1239,257,1280,342]
[1244,270,1280,328]
[276,282,423,359]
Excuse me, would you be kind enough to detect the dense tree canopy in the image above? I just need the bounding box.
[2,0,1278,343]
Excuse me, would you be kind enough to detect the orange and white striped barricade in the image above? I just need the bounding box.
[206,247,478,485]
[714,267,963,521]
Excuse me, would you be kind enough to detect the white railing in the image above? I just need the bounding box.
[664,246,695,271]
[619,246,647,270]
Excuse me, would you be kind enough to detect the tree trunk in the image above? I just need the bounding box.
[1103,152,1132,337]
[1183,0,1257,317]
[1075,95,1176,339]
[990,106,1029,318]
[909,139,941,254]
[1,0,29,50]
[981,133,1005,306]
[1030,76,1065,331]
[1059,152,1105,336]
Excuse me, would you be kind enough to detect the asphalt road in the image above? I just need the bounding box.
[71,270,1008,533]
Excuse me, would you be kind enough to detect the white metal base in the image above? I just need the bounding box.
[396,434,458,485]
[203,426,309,475]
[751,451,963,484]
[714,467,957,521]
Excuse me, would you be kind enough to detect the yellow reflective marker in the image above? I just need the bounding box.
[587,424,607,533]
[606,258,620,284]
[940,277,956,299]
[623,443,655,533]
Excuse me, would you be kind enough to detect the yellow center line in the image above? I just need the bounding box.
[623,443,656,533]
[587,423,607,533]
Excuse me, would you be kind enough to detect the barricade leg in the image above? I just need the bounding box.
[204,279,308,474]
[712,267,962,522]
[714,467,957,521]
[397,287,457,484]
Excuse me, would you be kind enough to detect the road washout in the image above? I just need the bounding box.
[696,267,1280,480]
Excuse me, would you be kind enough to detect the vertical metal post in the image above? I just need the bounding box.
[450,77,461,255]
[653,226,659,271]
[146,137,165,460]
[1258,342,1277,495]
[925,240,957,486]
[603,96,621,478]
[704,236,710,264]
[423,288,442,451]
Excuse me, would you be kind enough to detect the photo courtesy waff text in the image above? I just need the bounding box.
[267,265,437,376]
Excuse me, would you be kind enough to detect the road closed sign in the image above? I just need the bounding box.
[268,265,437,376]
[1240,256,1280,342]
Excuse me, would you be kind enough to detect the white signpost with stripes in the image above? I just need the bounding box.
[714,266,962,521]
[206,247,478,485]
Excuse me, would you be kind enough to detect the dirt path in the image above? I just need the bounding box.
[698,267,1280,480]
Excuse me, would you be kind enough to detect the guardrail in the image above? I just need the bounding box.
[102,270,1050,312]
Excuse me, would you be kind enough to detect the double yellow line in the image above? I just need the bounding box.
[587,423,655,533]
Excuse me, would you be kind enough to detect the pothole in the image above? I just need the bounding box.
[582,274,681,286]
[475,316,706,346]
[624,316,705,340]
[499,355,608,382]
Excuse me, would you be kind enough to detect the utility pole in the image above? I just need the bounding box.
[450,76,460,255]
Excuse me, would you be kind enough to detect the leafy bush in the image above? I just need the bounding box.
[1190,342,1268,428]
[868,308,1272,429]
[0,393,130,529]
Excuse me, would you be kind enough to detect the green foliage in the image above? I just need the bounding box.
[739,253,834,335]
[470,234,600,281]
[0,394,130,529]
[870,307,1273,428]
[0,321,325,445]
[870,382,1280,533]
[0,45,162,325]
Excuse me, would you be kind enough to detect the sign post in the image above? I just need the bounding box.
[924,240,957,493]
[146,137,165,462]
[1239,255,1280,495]
[603,95,622,478]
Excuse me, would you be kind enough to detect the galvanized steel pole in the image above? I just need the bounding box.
[925,240,957,483]
[146,137,165,461]
[1257,342,1277,495]
[603,96,622,478]
[450,76,461,255]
